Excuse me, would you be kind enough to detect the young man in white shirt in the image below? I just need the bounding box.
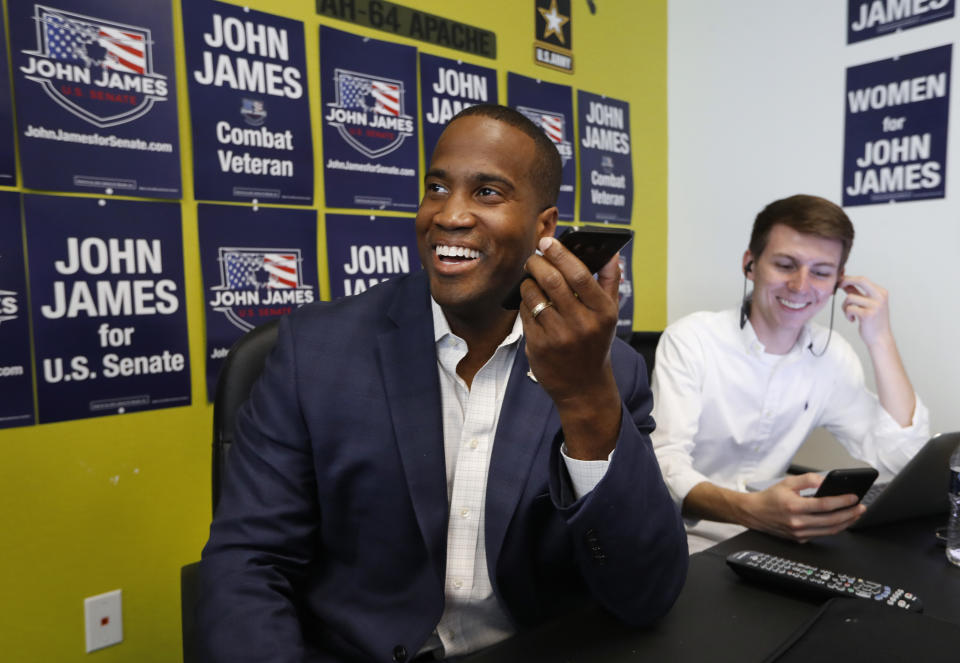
[651,194,929,553]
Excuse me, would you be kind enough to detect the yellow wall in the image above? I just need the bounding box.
[0,1,667,661]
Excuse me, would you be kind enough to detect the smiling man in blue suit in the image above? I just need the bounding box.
[198,104,687,663]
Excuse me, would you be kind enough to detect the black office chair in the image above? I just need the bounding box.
[628,330,662,382]
[209,320,280,512]
[181,320,280,663]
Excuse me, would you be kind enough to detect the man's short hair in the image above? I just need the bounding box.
[446,104,562,210]
[750,194,855,270]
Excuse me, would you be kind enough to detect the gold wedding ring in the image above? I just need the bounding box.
[530,300,554,319]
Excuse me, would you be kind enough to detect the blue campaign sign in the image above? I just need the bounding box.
[325,214,420,299]
[507,73,575,221]
[843,45,951,207]
[8,0,180,197]
[24,195,190,423]
[577,90,632,224]
[182,0,313,204]
[0,192,34,429]
[848,0,954,44]
[0,10,16,186]
[320,26,419,212]
[419,53,498,161]
[198,203,317,401]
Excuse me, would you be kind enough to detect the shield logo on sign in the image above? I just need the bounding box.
[326,68,414,159]
[20,5,168,128]
[516,105,573,165]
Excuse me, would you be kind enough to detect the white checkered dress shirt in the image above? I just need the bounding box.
[425,299,610,657]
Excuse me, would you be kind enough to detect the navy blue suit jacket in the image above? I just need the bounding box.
[199,271,687,662]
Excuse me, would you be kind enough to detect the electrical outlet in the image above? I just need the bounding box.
[84,589,123,653]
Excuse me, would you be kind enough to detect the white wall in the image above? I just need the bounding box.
[667,1,960,459]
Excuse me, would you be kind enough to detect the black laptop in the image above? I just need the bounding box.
[849,431,960,529]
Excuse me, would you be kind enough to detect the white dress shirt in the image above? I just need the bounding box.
[651,309,929,551]
[424,299,609,657]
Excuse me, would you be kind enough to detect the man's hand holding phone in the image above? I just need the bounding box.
[518,233,625,461]
[739,473,868,542]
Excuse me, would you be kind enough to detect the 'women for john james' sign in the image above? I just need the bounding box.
[842,45,951,206]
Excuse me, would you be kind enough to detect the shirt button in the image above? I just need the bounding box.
[460,508,470,518]
[468,438,479,450]
[453,578,463,589]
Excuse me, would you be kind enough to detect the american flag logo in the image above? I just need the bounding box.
[38,8,147,74]
[221,249,302,291]
[539,113,565,144]
[22,5,166,128]
[337,70,400,116]
[326,68,413,158]
[516,105,573,165]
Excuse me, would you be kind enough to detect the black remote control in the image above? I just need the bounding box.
[726,550,922,612]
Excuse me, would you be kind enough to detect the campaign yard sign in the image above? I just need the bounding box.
[577,91,632,224]
[182,0,313,204]
[198,203,317,401]
[320,26,419,212]
[843,44,951,206]
[24,195,190,423]
[0,192,34,428]
[848,0,954,44]
[9,0,181,197]
[0,10,16,185]
[325,214,419,299]
[507,73,575,221]
[419,53,497,161]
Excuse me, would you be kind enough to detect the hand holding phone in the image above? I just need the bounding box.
[806,467,879,502]
[501,226,633,309]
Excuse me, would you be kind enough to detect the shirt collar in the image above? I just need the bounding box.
[430,298,524,347]
[737,313,813,358]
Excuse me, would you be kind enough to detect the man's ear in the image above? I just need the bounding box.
[835,268,845,293]
[742,250,755,280]
[536,205,559,240]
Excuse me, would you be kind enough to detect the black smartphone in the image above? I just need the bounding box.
[812,467,879,501]
[501,226,634,309]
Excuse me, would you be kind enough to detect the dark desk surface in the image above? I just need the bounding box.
[464,515,960,663]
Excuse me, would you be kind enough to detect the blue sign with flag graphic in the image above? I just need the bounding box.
[8,0,180,197]
[320,26,419,211]
[24,195,190,423]
[419,53,498,161]
[0,192,34,429]
[0,10,16,186]
[325,214,419,299]
[198,203,318,401]
[507,73,575,221]
[843,44,951,206]
[182,0,313,204]
[578,90,632,224]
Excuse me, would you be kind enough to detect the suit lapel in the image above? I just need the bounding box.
[484,343,555,569]
[377,273,449,575]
